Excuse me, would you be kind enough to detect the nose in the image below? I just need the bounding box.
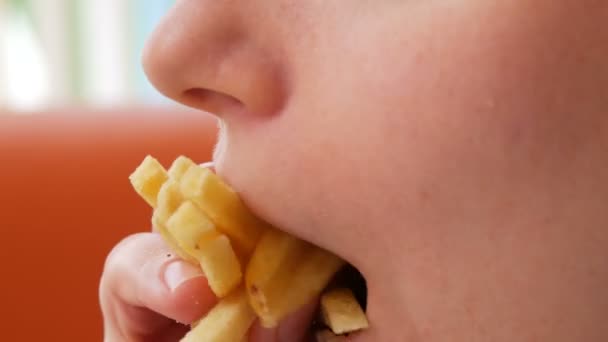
[142,1,288,118]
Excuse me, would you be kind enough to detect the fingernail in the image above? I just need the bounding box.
[164,260,204,292]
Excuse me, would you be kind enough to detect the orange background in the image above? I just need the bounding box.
[0,109,218,341]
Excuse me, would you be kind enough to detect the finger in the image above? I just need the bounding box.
[100,233,217,341]
[248,300,318,342]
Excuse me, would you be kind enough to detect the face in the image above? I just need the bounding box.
[144,1,608,340]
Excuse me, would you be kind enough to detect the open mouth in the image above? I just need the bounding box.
[130,155,370,341]
[311,264,368,341]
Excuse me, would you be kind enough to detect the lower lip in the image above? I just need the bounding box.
[199,161,216,172]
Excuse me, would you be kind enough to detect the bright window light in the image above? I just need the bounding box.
[1,10,50,111]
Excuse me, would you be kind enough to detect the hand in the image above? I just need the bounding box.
[99,233,316,342]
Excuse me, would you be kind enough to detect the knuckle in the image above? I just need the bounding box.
[103,233,149,273]
[99,233,158,298]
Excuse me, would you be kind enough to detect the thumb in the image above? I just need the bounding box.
[100,233,217,341]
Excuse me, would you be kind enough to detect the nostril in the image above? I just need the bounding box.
[183,88,244,116]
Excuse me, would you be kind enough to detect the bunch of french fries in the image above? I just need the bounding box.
[129,156,368,341]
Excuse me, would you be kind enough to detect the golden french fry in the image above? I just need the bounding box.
[245,228,305,324]
[128,156,191,261]
[182,287,256,342]
[246,228,345,327]
[180,165,268,256]
[284,248,346,316]
[129,155,168,208]
[197,234,243,297]
[154,179,185,223]
[168,155,198,181]
[153,179,194,262]
[320,288,369,335]
[166,201,242,297]
[166,200,220,257]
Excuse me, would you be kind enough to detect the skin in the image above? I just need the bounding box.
[100,1,608,341]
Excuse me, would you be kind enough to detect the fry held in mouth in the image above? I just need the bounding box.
[129,155,368,341]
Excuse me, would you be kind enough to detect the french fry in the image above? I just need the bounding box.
[180,165,268,256]
[133,156,244,297]
[320,288,369,335]
[196,234,243,297]
[154,179,185,224]
[152,179,196,262]
[168,155,197,181]
[166,200,220,257]
[182,287,256,342]
[128,157,192,262]
[245,228,305,324]
[129,155,168,208]
[246,228,345,327]
[167,201,242,297]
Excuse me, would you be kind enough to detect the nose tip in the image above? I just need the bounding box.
[142,2,288,118]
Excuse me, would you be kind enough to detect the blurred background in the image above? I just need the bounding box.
[0,0,175,112]
[0,1,220,340]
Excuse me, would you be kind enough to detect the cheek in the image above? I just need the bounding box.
[318,0,607,213]
[285,4,576,232]
[214,3,608,341]
[224,1,606,259]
